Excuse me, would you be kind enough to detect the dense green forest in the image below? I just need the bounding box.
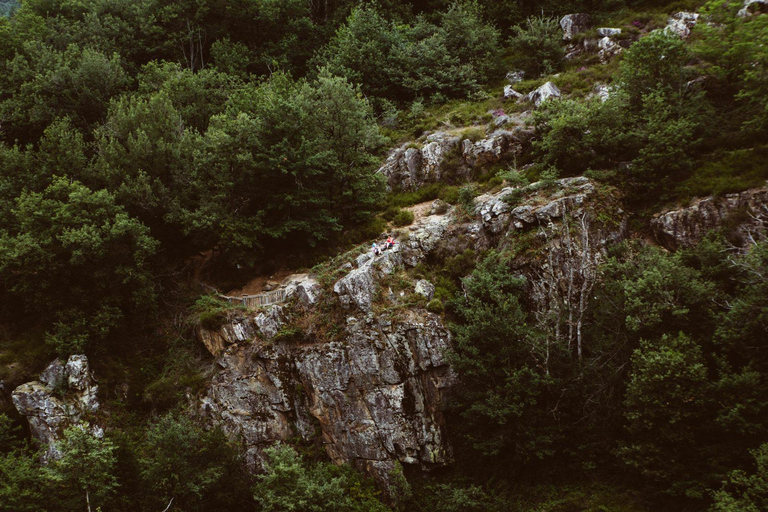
[1,0,767,510]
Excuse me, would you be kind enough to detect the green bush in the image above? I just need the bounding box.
[438,185,461,204]
[389,183,445,207]
[426,299,444,314]
[192,295,243,331]
[382,205,401,221]
[393,209,415,226]
[508,15,564,77]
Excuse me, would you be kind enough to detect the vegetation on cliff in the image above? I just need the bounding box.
[0,0,767,510]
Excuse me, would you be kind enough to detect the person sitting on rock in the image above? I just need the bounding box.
[386,236,395,250]
[372,242,381,256]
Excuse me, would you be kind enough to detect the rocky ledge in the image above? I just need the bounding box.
[652,187,768,250]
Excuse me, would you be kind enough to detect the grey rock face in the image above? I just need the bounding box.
[598,36,622,62]
[414,280,435,300]
[197,176,629,492]
[560,13,592,40]
[652,187,768,250]
[13,355,99,461]
[523,82,561,107]
[196,314,257,356]
[593,83,612,102]
[666,12,699,38]
[198,313,455,487]
[377,128,528,191]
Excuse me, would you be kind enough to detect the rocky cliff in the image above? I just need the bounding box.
[194,176,627,488]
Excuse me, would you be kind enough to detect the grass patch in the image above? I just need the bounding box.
[387,183,463,207]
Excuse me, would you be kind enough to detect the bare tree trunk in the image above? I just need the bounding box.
[161,497,175,512]
[86,487,92,512]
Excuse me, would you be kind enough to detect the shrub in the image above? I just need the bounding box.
[426,299,444,314]
[439,185,461,204]
[393,209,415,226]
[192,295,243,331]
[457,185,476,213]
[382,205,402,221]
[388,183,445,207]
[458,127,485,143]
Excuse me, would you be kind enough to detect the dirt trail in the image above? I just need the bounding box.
[225,268,294,296]
[405,200,434,222]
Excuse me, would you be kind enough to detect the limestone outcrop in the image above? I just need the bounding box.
[377,128,530,191]
[12,355,100,461]
[739,0,767,17]
[651,187,768,250]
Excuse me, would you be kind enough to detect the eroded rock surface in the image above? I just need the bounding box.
[652,187,768,250]
[560,13,592,40]
[666,12,699,38]
[523,82,561,107]
[12,355,99,461]
[377,128,529,191]
[198,312,454,489]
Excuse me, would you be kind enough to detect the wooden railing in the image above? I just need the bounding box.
[198,283,288,308]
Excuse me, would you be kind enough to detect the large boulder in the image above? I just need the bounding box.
[523,82,561,107]
[560,13,591,40]
[12,355,99,461]
[598,36,623,62]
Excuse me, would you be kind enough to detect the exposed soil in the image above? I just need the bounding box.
[225,268,294,296]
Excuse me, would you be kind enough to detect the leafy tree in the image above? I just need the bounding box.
[0,42,129,143]
[136,61,243,133]
[317,1,500,104]
[619,30,690,106]
[694,1,768,136]
[0,448,46,512]
[533,93,636,175]
[448,252,557,462]
[711,443,768,512]
[139,414,248,512]
[180,71,383,265]
[619,332,714,498]
[508,15,564,77]
[253,444,388,512]
[716,242,768,370]
[0,178,158,353]
[90,90,196,243]
[46,424,119,512]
